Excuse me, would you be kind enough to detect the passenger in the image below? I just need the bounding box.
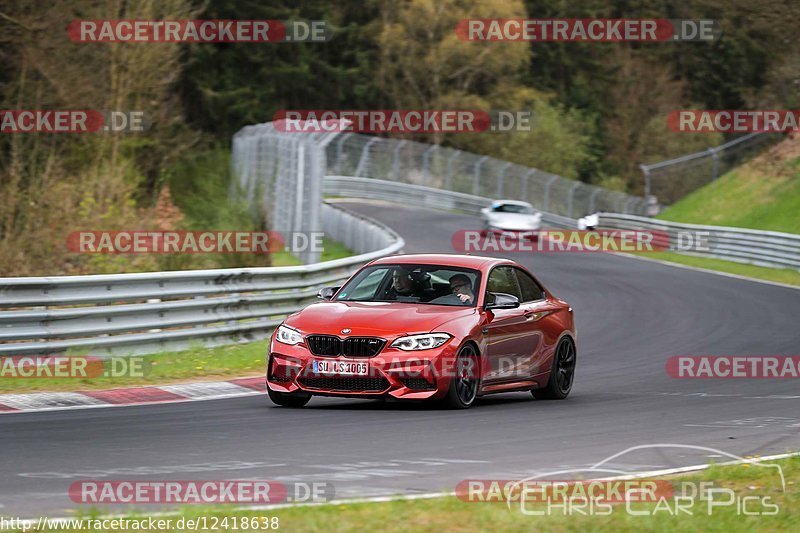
[448,273,475,305]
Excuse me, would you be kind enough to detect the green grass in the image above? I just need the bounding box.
[648,140,800,285]
[627,251,800,287]
[658,149,800,234]
[16,456,799,532]
[270,238,356,266]
[164,149,354,270]
[0,341,268,394]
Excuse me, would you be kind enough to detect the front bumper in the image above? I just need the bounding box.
[487,226,540,239]
[266,338,462,400]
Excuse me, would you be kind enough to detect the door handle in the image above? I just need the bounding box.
[525,310,548,321]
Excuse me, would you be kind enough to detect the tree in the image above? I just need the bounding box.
[376,0,530,144]
[179,0,383,140]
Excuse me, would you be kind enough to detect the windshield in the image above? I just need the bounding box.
[492,203,534,214]
[335,264,481,307]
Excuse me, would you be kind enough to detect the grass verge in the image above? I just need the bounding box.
[269,238,356,267]
[657,137,800,234]
[626,250,800,287]
[0,341,268,394]
[14,455,799,532]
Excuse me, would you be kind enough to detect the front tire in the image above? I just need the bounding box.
[442,344,480,409]
[268,386,311,407]
[533,337,576,400]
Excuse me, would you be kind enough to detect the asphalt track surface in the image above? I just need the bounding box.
[2,201,799,518]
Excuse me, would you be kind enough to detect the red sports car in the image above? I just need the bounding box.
[266,254,576,409]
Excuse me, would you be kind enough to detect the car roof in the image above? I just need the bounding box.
[492,199,533,206]
[369,253,515,270]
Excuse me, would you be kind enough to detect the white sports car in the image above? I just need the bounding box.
[577,213,599,230]
[480,200,542,238]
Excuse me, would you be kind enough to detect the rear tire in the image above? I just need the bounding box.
[442,344,480,409]
[268,386,311,407]
[532,337,576,400]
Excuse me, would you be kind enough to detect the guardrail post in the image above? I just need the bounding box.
[391,140,407,180]
[496,162,511,197]
[422,144,438,185]
[354,137,380,178]
[543,175,559,212]
[636,197,646,215]
[640,164,652,197]
[588,188,601,214]
[614,194,625,213]
[567,182,581,218]
[294,141,306,233]
[472,156,488,195]
[708,147,720,179]
[523,169,535,203]
[446,150,461,190]
[334,132,352,175]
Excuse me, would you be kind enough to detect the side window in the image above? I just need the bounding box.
[514,268,546,302]
[486,266,522,300]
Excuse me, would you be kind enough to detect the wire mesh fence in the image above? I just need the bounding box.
[232,123,340,263]
[326,133,648,218]
[233,124,650,264]
[641,132,783,205]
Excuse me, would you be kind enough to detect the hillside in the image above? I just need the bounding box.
[658,135,800,234]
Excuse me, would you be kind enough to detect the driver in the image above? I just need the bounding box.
[449,274,475,305]
[386,267,418,299]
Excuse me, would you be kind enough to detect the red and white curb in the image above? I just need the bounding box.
[0,377,265,414]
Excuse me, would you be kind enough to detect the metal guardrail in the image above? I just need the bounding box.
[325,176,577,228]
[0,203,404,356]
[2,121,792,357]
[599,213,800,270]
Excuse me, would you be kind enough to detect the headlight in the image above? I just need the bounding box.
[275,325,303,345]
[391,333,451,351]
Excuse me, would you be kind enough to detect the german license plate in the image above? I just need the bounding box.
[312,360,368,375]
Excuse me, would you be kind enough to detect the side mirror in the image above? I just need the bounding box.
[317,286,340,300]
[484,292,520,310]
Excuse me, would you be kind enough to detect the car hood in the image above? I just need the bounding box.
[487,212,541,230]
[284,301,477,337]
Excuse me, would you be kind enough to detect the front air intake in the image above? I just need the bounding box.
[306,335,386,357]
